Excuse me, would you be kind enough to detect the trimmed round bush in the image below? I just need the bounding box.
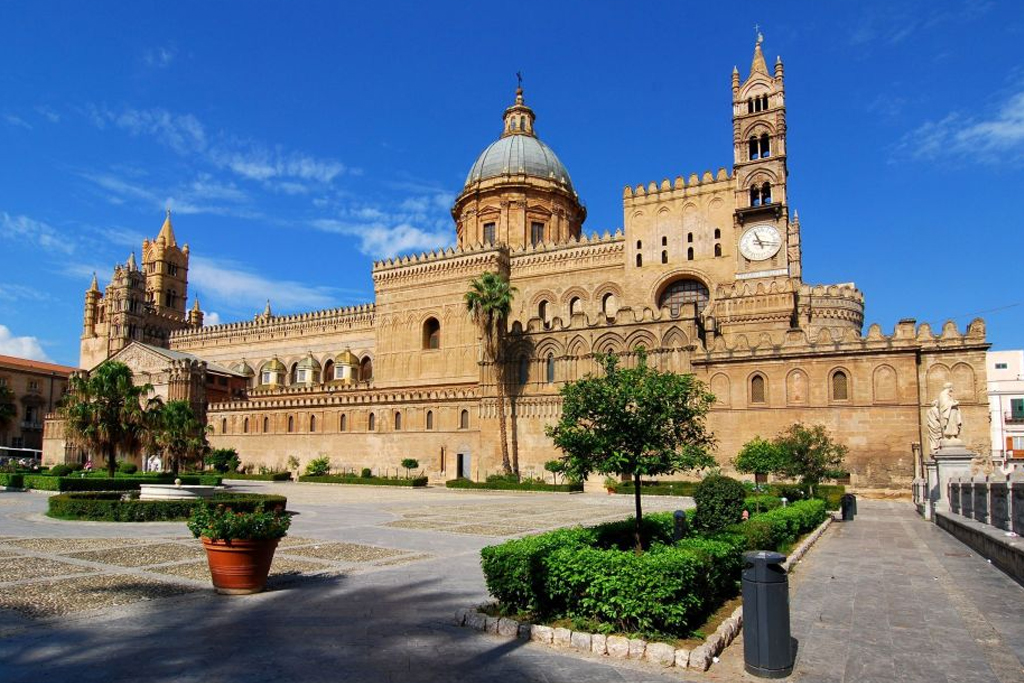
[117,461,138,474]
[48,464,72,477]
[360,467,372,478]
[693,474,747,533]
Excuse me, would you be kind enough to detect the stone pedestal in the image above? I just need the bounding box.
[925,441,976,517]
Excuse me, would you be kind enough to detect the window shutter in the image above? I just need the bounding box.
[1008,436,1015,454]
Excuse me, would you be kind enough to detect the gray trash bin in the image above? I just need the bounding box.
[840,493,857,521]
[742,550,793,678]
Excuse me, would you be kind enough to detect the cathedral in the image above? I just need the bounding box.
[58,39,989,491]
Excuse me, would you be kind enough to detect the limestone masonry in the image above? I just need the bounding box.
[52,38,989,490]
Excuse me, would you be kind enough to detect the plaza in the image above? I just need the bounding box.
[1,483,1021,683]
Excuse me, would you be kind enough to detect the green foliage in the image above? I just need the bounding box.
[773,423,848,496]
[446,478,583,492]
[305,455,331,476]
[60,361,158,477]
[150,400,208,475]
[0,473,24,487]
[207,448,240,474]
[722,499,827,551]
[611,480,699,497]
[21,474,221,492]
[744,495,783,513]
[360,467,373,478]
[47,492,287,522]
[692,474,747,533]
[222,472,292,481]
[300,474,428,487]
[546,351,716,551]
[400,458,419,476]
[187,503,290,541]
[48,464,72,477]
[117,461,138,474]
[734,436,786,476]
[544,459,565,484]
[0,383,15,432]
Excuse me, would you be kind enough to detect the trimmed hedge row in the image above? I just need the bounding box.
[613,480,846,510]
[0,473,25,488]
[300,475,428,487]
[223,472,293,481]
[47,492,288,522]
[612,480,699,497]
[719,499,828,551]
[446,479,583,493]
[20,474,222,492]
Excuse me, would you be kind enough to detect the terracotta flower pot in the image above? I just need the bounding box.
[201,537,280,595]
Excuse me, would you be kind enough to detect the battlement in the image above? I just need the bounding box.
[713,278,865,304]
[169,303,375,345]
[623,168,732,201]
[209,381,477,412]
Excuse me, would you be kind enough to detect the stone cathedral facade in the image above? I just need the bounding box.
[63,39,989,491]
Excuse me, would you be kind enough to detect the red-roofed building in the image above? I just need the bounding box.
[0,354,78,457]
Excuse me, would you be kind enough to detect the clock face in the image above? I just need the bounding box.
[739,224,782,261]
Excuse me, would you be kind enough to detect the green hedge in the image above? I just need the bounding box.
[613,481,845,510]
[21,474,222,492]
[446,479,583,493]
[612,480,699,497]
[47,492,288,522]
[0,473,25,488]
[718,499,828,551]
[299,475,428,487]
[223,472,293,481]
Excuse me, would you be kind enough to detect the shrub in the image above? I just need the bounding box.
[0,473,25,488]
[47,492,287,522]
[693,475,747,533]
[611,480,700,497]
[67,462,84,472]
[187,503,291,541]
[299,474,428,487]
[360,467,373,478]
[49,464,72,477]
[305,456,331,477]
[446,479,583,493]
[117,461,138,474]
[400,458,419,476]
[744,495,782,513]
[207,448,240,474]
[22,474,222,492]
[222,472,292,481]
[723,499,828,551]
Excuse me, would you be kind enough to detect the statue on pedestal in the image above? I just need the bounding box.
[926,400,942,454]
[937,382,963,445]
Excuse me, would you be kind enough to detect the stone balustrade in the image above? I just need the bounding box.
[947,473,1024,535]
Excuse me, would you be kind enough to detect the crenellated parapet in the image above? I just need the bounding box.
[170,303,375,349]
[371,242,505,287]
[509,229,624,276]
[209,381,478,413]
[622,168,732,203]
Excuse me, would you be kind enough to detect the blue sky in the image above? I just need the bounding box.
[0,0,1021,366]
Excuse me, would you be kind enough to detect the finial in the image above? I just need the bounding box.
[755,24,763,45]
[166,207,172,219]
[516,70,523,90]
[191,297,201,312]
[89,272,99,292]
[263,299,272,318]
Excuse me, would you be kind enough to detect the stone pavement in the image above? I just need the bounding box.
[0,485,1022,682]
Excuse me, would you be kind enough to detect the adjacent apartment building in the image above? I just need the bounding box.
[0,354,76,456]
[988,350,1024,461]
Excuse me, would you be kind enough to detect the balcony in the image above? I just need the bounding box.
[20,421,43,431]
[1006,412,1024,425]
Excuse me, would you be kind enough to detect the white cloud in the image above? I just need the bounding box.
[203,311,221,326]
[899,88,1024,163]
[144,46,177,68]
[0,212,75,254]
[0,284,51,303]
[3,114,32,130]
[35,106,60,123]
[209,146,346,185]
[311,218,451,258]
[0,325,51,362]
[189,256,340,313]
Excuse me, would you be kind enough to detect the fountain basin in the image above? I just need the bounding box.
[140,484,220,501]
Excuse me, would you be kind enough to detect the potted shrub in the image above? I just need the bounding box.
[187,503,291,595]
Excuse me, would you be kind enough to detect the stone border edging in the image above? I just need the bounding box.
[455,513,836,673]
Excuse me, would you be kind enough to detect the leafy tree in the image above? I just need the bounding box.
[208,448,240,474]
[59,362,157,477]
[306,455,331,476]
[546,351,716,552]
[400,458,419,478]
[543,459,565,485]
[151,400,209,475]
[734,436,786,482]
[0,384,15,444]
[773,423,847,497]
[465,271,517,475]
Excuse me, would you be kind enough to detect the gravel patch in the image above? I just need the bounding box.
[284,542,409,562]
[66,543,204,568]
[5,537,151,555]
[150,556,342,584]
[276,536,325,548]
[0,574,198,618]
[449,524,534,536]
[371,553,433,567]
[0,557,94,582]
[382,520,449,530]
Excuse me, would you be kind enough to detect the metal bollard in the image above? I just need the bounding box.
[840,493,857,521]
[672,510,688,541]
[742,550,793,678]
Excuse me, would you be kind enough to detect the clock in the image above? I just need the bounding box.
[739,224,782,261]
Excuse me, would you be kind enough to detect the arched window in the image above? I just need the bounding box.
[636,240,642,249]
[832,370,849,401]
[546,354,555,384]
[747,98,753,114]
[661,250,668,264]
[538,300,548,322]
[687,232,693,243]
[394,412,402,430]
[714,228,721,239]
[368,413,376,431]
[761,182,772,204]
[661,235,667,246]
[569,297,581,316]
[460,409,469,429]
[243,418,249,434]
[750,186,761,207]
[714,243,722,257]
[518,356,529,385]
[263,416,269,433]
[289,362,299,385]
[423,318,441,350]
[287,416,294,432]
[658,278,710,316]
[310,415,316,432]
[760,133,770,158]
[323,360,334,383]
[750,375,766,404]
[425,410,434,430]
[749,136,759,160]
[636,254,642,267]
[687,247,694,261]
[761,94,769,110]
[221,418,227,434]
[359,356,373,381]
[602,292,617,316]
[340,414,347,432]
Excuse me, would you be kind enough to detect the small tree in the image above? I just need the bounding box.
[400,458,419,478]
[734,436,786,485]
[774,423,847,498]
[59,362,157,477]
[543,459,565,485]
[546,351,716,552]
[208,448,240,474]
[151,400,209,475]
[305,455,331,476]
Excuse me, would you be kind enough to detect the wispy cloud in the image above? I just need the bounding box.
[898,88,1024,163]
[3,114,32,130]
[144,45,177,68]
[0,324,51,362]
[0,283,52,303]
[87,105,206,154]
[312,218,451,258]
[0,212,75,254]
[78,170,259,218]
[35,105,60,123]
[850,1,992,47]
[189,255,343,313]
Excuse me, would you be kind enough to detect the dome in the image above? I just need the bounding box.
[465,135,574,192]
[264,357,286,372]
[232,360,254,377]
[335,348,359,366]
[297,353,322,371]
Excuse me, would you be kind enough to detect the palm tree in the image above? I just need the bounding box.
[465,271,517,475]
[0,384,15,448]
[59,361,157,477]
[151,400,209,475]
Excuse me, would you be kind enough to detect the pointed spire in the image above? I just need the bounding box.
[89,272,99,292]
[263,299,272,319]
[774,54,784,79]
[158,208,177,247]
[732,65,740,90]
[127,251,137,270]
[191,297,201,312]
[751,31,768,75]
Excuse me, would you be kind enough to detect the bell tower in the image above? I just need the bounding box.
[142,210,190,320]
[731,34,800,280]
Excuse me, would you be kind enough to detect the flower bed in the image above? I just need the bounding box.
[222,472,293,481]
[47,492,287,522]
[299,474,428,487]
[446,478,583,493]
[20,474,223,492]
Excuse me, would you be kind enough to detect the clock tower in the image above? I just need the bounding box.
[731,34,801,281]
